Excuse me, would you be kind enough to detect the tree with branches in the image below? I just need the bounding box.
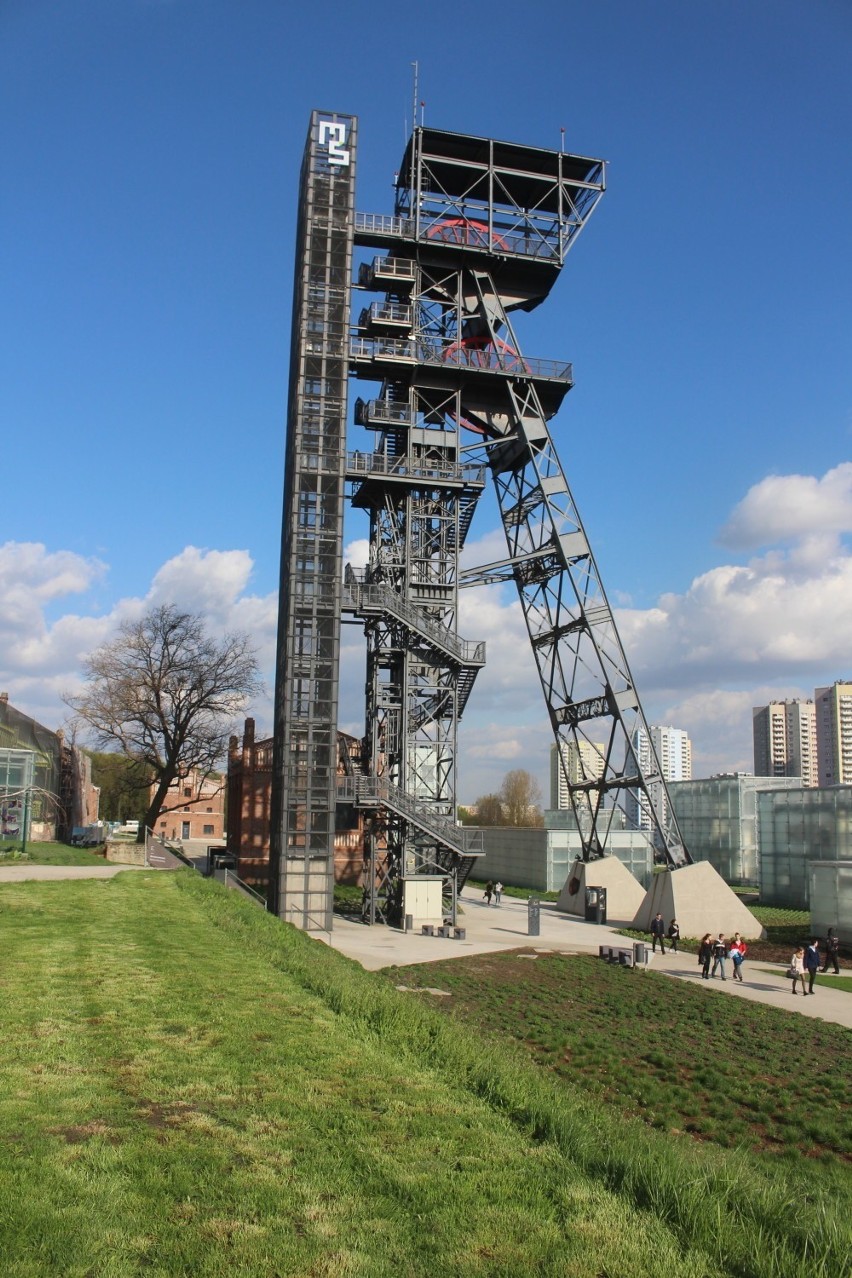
[499,769,543,827]
[467,769,544,828]
[66,605,261,838]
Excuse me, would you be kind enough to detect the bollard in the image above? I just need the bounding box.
[527,898,541,937]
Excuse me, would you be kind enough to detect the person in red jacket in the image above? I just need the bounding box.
[728,933,747,982]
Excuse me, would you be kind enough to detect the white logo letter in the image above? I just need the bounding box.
[318,120,350,166]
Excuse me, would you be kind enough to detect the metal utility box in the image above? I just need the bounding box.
[403,877,444,929]
[584,886,607,924]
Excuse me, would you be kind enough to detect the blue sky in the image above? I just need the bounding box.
[2,0,851,802]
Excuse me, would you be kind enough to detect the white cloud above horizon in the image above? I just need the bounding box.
[3,461,852,801]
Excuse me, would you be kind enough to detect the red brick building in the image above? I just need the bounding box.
[153,768,225,842]
[227,719,364,893]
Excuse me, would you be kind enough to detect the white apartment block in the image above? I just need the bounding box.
[629,725,692,833]
[752,699,818,788]
[550,740,605,811]
[815,681,852,786]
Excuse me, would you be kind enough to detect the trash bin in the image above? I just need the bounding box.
[633,941,648,966]
[584,887,607,925]
[527,898,541,936]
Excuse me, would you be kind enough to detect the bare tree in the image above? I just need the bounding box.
[65,605,261,837]
[499,769,543,827]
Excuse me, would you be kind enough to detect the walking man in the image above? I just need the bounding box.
[821,928,841,974]
[650,912,666,953]
[710,934,728,980]
[494,880,503,906]
[804,939,820,994]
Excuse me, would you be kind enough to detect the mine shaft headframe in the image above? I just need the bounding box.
[393,126,606,299]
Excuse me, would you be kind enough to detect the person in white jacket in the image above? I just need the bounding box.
[789,946,807,995]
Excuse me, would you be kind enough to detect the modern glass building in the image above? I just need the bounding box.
[758,785,852,908]
[475,810,654,893]
[809,861,851,941]
[668,774,801,887]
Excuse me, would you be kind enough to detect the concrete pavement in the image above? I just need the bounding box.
[0,863,146,883]
[640,945,852,1027]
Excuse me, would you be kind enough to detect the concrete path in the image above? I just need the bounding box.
[321,894,852,1031]
[640,947,852,1028]
[0,863,146,883]
[321,894,619,970]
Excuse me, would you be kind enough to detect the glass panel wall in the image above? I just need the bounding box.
[758,787,852,907]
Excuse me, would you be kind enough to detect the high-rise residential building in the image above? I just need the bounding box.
[629,725,692,833]
[550,740,605,811]
[752,699,818,787]
[815,681,852,786]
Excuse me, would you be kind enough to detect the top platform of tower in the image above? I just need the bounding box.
[354,126,606,297]
[396,127,606,216]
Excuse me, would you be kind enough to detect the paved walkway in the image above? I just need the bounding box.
[321,895,852,1031]
[636,945,852,1028]
[0,863,146,883]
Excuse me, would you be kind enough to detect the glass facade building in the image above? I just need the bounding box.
[669,774,800,887]
[758,786,852,908]
[0,748,35,838]
[809,861,851,941]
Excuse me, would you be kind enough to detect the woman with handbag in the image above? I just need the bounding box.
[788,946,807,995]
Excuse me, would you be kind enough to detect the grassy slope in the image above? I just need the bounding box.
[0,841,109,867]
[0,872,846,1278]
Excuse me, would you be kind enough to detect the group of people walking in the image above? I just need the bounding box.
[787,930,841,994]
[697,932,747,981]
[649,912,679,952]
[482,880,503,906]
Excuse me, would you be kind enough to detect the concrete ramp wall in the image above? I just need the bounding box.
[632,862,764,940]
[556,855,646,926]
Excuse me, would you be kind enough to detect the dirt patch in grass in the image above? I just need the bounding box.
[52,1120,121,1145]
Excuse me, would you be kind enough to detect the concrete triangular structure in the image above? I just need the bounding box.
[632,862,765,940]
[556,855,646,926]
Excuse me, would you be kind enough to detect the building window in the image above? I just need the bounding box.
[183,787,192,798]
[206,807,213,813]
[203,824,214,835]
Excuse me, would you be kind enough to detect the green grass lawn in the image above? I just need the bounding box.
[0,872,849,1277]
[0,840,109,867]
[386,950,852,1173]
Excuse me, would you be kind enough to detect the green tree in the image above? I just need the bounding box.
[87,751,149,823]
[468,793,505,826]
[66,605,261,838]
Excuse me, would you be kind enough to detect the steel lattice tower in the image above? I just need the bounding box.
[271,115,690,933]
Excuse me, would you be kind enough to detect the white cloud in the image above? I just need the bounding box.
[720,462,852,549]
[342,538,370,571]
[5,461,852,800]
